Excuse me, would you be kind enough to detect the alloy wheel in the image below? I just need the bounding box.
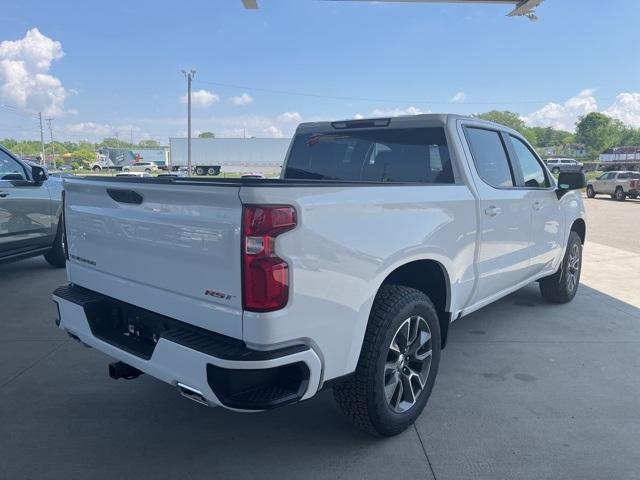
[384,315,433,413]
[566,243,580,292]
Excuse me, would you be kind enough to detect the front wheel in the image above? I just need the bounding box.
[615,187,626,201]
[552,167,560,174]
[195,167,205,176]
[539,231,582,303]
[333,285,441,436]
[586,185,596,198]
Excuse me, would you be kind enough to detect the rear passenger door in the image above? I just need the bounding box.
[506,135,562,276]
[462,126,533,304]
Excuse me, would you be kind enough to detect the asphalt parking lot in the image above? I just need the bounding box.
[1,195,639,480]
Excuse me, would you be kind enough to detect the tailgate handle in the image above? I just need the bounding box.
[107,188,143,205]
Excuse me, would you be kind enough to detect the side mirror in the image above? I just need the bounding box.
[31,165,48,183]
[556,171,586,199]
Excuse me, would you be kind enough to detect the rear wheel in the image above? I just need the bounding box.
[144,168,151,173]
[615,186,626,201]
[552,167,560,174]
[195,167,205,176]
[539,231,582,303]
[207,167,216,176]
[333,285,440,436]
[630,193,638,199]
[44,218,65,268]
[92,166,101,173]
[586,185,596,198]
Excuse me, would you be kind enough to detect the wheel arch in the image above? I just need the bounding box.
[570,217,586,244]
[377,259,452,349]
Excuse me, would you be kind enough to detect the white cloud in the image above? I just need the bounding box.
[61,121,147,141]
[353,113,364,119]
[276,111,302,123]
[522,89,598,131]
[370,106,429,117]
[229,92,253,106]
[603,92,640,128]
[180,89,219,108]
[0,28,71,116]
[451,91,466,103]
[263,125,284,138]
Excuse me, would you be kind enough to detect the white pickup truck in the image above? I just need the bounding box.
[53,114,586,436]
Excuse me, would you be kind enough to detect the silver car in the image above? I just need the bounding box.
[0,146,65,267]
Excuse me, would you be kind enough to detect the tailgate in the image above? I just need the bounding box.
[63,178,243,339]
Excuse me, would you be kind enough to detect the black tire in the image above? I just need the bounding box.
[333,285,441,437]
[145,168,151,173]
[195,167,205,176]
[539,231,582,304]
[44,218,66,268]
[92,166,101,173]
[552,167,560,174]
[630,193,638,199]
[207,167,216,176]
[586,185,596,198]
[615,186,626,201]
[123,168,130,172]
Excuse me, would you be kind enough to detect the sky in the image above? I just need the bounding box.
[0,0,638,143]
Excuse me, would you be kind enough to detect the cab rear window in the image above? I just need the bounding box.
[283,127,454,183]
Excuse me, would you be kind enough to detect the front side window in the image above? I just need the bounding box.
[465,127,513,188]
[510,136,549,188]
[0,150,26,180]
[284,127,454,183]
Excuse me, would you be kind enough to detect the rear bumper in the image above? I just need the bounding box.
[52,285,321,410]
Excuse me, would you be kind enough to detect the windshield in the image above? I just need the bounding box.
[284,127,453,183]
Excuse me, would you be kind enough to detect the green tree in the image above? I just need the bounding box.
[474,110,536,144]
[71,149,97,166]
[198,131,215,138]
[139,139,160,148]
[575,112,624,155]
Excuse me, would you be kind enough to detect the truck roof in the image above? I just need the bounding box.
[295,113,508,133]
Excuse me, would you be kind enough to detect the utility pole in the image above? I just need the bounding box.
[38,112,45,166]
[46,118,55,168]
[130,128,133,146]
[181,69,196,176]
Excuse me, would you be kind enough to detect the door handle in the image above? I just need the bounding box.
[484,206,502,217]
[532,201,543,211]
[0,191,8,198]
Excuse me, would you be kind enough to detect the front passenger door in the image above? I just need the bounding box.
[0,151,53,254]
[507,135,563,276]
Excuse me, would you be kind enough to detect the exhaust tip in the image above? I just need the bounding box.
[177,382,209,406]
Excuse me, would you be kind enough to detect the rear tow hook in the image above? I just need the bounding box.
[109,361,143,380]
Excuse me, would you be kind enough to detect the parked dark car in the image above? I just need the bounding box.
[0,146,65,267]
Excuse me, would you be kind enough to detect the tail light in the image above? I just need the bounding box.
[61,189,69,260]
[242,205,297,312]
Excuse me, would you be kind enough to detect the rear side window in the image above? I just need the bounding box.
[283,127,454,183]
[465,127,514,188]
[509,135,549,188]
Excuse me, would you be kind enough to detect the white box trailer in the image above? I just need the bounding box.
[169,137,291,176]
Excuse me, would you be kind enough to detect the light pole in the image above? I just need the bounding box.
[182,69,196,176]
